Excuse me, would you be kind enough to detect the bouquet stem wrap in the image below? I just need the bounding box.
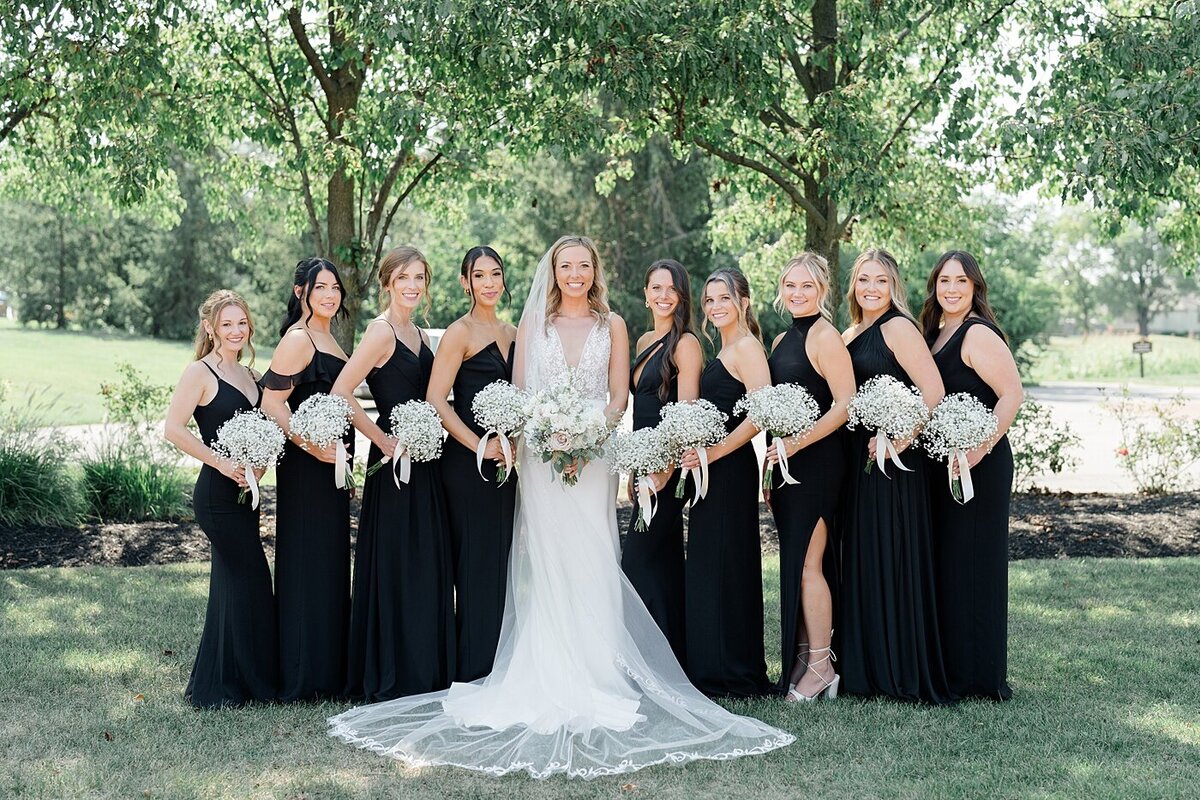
[688,446,711,504]
[475,430,514,484]
[873,430,911,476]
[770,434,801,488]
[392,445,411,488]
[334,439,348,489]
[948,447,975,504]
[244,463,261,509]
[636,476,658,529]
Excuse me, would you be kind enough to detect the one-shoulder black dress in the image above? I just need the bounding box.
[767,314,845,693]
[621,335,687,664]
[841,308,952,704]
[261,343,352,702]
[931,317,1013,700]
[684,357,772,698]
[441,340,517,683]
[187,362,278,707]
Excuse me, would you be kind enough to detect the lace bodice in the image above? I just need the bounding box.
[534,317,612,401]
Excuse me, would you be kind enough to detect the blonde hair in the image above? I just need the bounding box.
[546,235,610,327]
[378,245,432,322]
[193,289,255,367]
[774,252,833,322]
[702,267,762,343]
[845,247,915,325]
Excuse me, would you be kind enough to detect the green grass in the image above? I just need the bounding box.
[1029,334,1200,386]
[0,319,273,425]
[2,557,1198,798]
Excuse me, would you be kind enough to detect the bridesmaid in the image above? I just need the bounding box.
[762,253,854,701]
[426,246,518,683]
[921,251,1022,700]
[839,248,952,704]
[260,258,353,702]
[680,267,773,698]
[333,245,455,701]
[620,259,703,664]
[163,289,277,707]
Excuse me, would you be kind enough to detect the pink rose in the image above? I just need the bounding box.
[549,431,571,452]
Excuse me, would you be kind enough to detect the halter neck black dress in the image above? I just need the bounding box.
[261,337,352,702]
[187,362,277,707]
[346,329,455,701]
[441,339,517,683]
[841,308,952,704]
[684,357,772,698]
[620,335,687,664]
[766,313,845,693]
[930,317,1013,700]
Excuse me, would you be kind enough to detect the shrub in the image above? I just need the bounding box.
[1107,386,1200,494]
[0,383,84,528]
[1009,398,1080,492]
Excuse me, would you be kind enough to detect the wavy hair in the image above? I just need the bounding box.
[773,251,833,322]
[378,245,432,322]
[279,257,349,337]
[644,259,696,402]
[845,247,915,325]
[702,267,762,343]
[193,289,255,368]
[545,235,610,327]
[919,250,1007,343]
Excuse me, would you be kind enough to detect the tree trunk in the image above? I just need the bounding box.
[803,191,844,326]
[327,167,359,353]
[1137,305,1150,337]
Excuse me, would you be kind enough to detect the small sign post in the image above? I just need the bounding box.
[1132,339,1152,377]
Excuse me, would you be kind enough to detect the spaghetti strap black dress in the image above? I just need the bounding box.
[931,317,1014,700]
[620,336,687,664]
[841,308,953,704]
[767,314,844,693]
[261,344,352,703]
[441,340,517,683]
[346,333,455,701]
[684,357,772,698]
[187,363,277,707]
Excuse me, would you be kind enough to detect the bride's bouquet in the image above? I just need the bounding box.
[734,383,821,490]
[211,409,285,509]
[471,380,529,485]
[919,393,997,504]
[657,399,728,501]
[524,380,611,487]
[374,400,443,488]
[288,392,354,489]
[846,375,930,476]
[608,427,674,530]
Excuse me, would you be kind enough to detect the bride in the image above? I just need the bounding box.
[328,235,794,779]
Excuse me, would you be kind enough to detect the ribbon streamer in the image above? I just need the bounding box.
[635,476,658,529]
[874,430,912,477]
[772,434,801,486]
[689,446,711,504]
[334,440,348,489]
[244,462,260,510]
[948,448,976,504]
[475,430,514,484]
[392,445,412,488]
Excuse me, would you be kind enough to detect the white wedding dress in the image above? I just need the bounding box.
[328,267,793,780]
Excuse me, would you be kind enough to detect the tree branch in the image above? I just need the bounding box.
[287,5,338,101]
[371,151,444,273]
[366,149,412,244]
[693,134,826,225]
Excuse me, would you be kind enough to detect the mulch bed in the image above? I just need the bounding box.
[2,489,1199,570]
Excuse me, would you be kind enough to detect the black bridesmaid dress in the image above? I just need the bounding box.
[441,340,517,683]
[684,357,772,698]
[620,336,687,664]
[261,337,352,702]
[931,317,1014,700]
[345,330,455,701]
[766,314,844,694]
[840,308,953,704]
[187,362,277,707]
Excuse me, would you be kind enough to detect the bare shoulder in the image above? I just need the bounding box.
[841,323,860,344]
[770,331,786,351]
[676,331,704,357]
[274,327,317,358]
[881,315,923,345]
[810,318,846,348]
[635,329,657,352]
[607,312,628,339]
[964,320,1006,349]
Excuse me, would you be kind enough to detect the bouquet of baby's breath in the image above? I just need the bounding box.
[735,384,821,490]
[524,380,611,487]
[373,400,443,487]
[846,375,929,476]
[211,409,285,508]
[471,380,528,484]
[658,399,728,500]
[609,427,673,530]
[288,393,354,488]
[919,392,997,503]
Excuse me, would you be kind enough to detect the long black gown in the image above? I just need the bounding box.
[931,317,1014,700]
[841,307,953,704]
[766,314,844,694]
[346,332,455,701]
[620,335,687,664]
[684,357,772,698]
[441,340,517,683]
[187,362,278,707]
[261,341,352,703]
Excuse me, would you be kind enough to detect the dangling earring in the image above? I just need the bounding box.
[465,288,471,296]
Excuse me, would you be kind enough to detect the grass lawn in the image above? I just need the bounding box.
[1029,334,1200,386]
[2,557,1198,799]
[0,319,273,425]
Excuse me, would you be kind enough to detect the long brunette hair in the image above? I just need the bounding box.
[644,259,695,402]
[919,250,1007,343]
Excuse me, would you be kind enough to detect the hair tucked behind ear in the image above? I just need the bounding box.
[194,289,256,368]
[703,267,761,343]
[279,257,349,337]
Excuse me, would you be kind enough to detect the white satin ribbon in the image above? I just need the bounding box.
[772,434,800,486]
[244,463,260,509]
[689,446,711,504]
[475,430,514,484]
[334,440,348,489]
[948,448,975,504]
[874,430,912,477]
[635,476,658,529]
[392,445,412,488]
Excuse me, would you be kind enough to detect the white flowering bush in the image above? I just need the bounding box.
[471,380,529,484]
[287,393,354,488]
[920,393,998,502]
[847,375,929,474]
[608,427,674,530]
[658,399,728,499]
[524,380,611,486]
[735,383,821,489]
[211,409,286,508]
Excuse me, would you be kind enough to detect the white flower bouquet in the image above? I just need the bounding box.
[608,427,674,530]
[657,399,728,501]
[370,400,443,488]
[288,393,354,488]
[846,374,930,476]
[735,383,822,490]
[524,380,611,487]
[211,409,285,509]
[919,392,998,503]
[471,380,529,485]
